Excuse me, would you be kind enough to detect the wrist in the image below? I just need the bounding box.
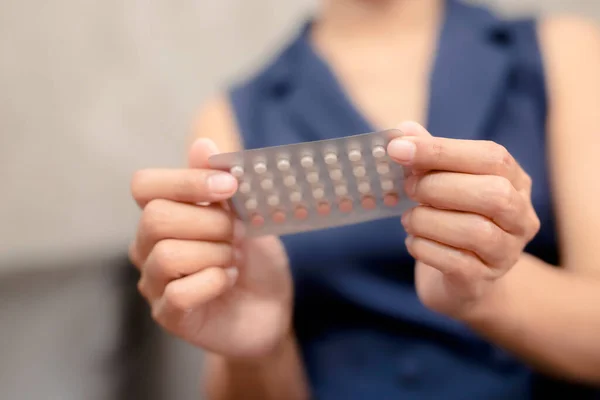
[461,266,516,330]
[205,327,309,400]
[462,253,544,332]
[226,322,296,366]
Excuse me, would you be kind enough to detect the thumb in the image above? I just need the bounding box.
[396,121,432,138]
[188,138,220,169]
[391,121,432,177]
[188,138,238,209]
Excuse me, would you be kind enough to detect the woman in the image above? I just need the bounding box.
[129,0,600,398]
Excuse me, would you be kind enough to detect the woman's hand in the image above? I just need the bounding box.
[388,122,541,321]
[129,138,292,359]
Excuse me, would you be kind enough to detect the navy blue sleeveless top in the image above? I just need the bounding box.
[229,1,598,398]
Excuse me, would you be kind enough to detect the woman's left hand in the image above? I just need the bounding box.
[387,122,541,321]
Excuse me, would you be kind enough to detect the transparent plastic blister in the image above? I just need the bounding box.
[208,129,416,237]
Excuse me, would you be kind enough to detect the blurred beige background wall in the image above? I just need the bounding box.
[1,1,599,400]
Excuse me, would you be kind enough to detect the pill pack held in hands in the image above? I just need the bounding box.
[208,129,415,237]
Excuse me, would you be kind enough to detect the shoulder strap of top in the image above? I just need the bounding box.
[228,24,307,150]
[427,1,547,140]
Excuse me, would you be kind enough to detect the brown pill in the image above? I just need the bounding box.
[272,211,286,224]
[361,195,377,210]
[383,193,399,207]
[339,198,353,213]
[317,201,331,216]
[250,214,265,227]
[294,206,309,220]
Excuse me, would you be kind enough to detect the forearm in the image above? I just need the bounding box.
[203,332,310,400]
[467,253,600,384]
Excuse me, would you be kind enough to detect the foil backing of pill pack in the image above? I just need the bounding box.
[208,129,415,237]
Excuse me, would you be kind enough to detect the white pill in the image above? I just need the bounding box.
[245,198,258,210]
[284,175,297,187]
[239,181,251,193]
[358,181,371,194]
[306,171,319,183]
[277,159,291,171]
[348,149,362,162]
[324,152,338,165]
[254,162,267,174]
[301,155,314,168]
[335,185,348,196]
[381,179,394,191]
[372,145,386,158]
[230,165,244,178]
[329,168,343,180]
[261,179,273,190]
[289,191,302,202]
[376,163,390,175]
[267,195,280,207]
[313,187,325,199]
[353,166,366,177]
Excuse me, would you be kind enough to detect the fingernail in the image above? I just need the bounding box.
[388,139,416,164]
[207,172,237,194]
[195,138,219,155]
[405,235,414,246]
[225,267,239,286]
[401,210,412,227]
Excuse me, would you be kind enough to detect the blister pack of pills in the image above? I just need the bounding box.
[208,128,415,237]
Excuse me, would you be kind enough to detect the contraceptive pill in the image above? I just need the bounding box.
[260,179,274,190]
[209,128,415,237]
[283,175,296,187]
[372,145,386,158]
[312,187,325,199]
[324,152,338,165]
[253,162,267,174]
[357,181,371,194]
[348,149,362,162]
[277,158,291,171]
[300,155,314,168]
[329,168,343,180]
[381,179,394,191]
[306,171,320,183]
[376,163,390,175]
[239,181,251,193]
[230,165,244,178]
[353,165,366,177]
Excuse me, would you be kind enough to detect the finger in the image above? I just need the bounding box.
[405,235,495,291]
[402,206,521,271]
[135,199,234,262]
[131,168,237,208]
[405,172,529,235]
[139,239,236,300]
[394,121,432,177]
[128,242,143,270]
[518,172,534,199]
[396,120,433,138]
[188,137,219,169]
[388,135,529,191]
[188,137,239,211]
[152,266,237,327]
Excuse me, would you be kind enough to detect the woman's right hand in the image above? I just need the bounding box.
[129,138,293,359]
